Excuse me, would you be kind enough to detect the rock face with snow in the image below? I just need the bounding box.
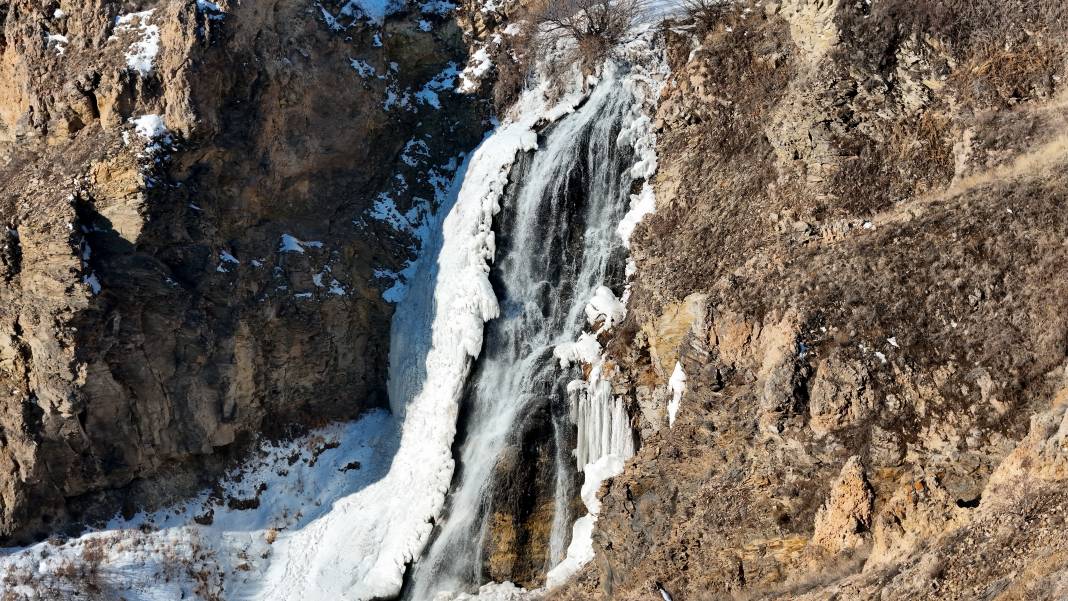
[0,0,486,544]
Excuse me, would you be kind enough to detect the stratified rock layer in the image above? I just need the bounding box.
[551,1,1068,599]
[0,0,486,543]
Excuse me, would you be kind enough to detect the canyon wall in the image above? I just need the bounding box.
[551,1,1068,599]
[0,0,486,544]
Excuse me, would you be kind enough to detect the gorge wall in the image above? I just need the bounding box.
[0,0,486,544]
[549,1,1068,599]
[1,0,1067,599]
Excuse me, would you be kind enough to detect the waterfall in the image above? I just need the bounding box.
[406,64,640,599]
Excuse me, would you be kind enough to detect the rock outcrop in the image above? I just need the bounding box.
[0,0,486,543]
[550,1,1068,599]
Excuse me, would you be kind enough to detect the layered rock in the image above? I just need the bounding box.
[0,0,486,543]
[550,1,1068,599]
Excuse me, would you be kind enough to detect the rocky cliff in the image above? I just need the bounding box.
[549,0,1068,599]
[0,0,486,544]
[2,0,1068,599]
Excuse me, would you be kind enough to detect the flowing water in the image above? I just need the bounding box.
[406,66,639,599]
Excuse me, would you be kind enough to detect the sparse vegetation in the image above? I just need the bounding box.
[486,0,643,110]
[527,0,642,69]
[681,0,732,34]
[490,25,537,111]
[836,0,1068,109]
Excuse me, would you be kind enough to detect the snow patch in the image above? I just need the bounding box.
[278,234,322,254]
[318,0,403,28]
[553,332,602,368]
[350,58,378,78]
[83,273,102,295]
[415,63,460,109]
[668,361,686,427]
[458,46,493,93]
[419,1,456,16]
[45,33,68,55]
[584,285,626,331]
[115,10,160,75]
[130,114,167,140]
[196,0,226,18]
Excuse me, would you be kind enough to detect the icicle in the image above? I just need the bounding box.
[668,362,687,427]
[571,375,635,471]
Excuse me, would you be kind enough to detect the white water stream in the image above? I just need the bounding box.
[406,63,642,599]
[0,18,668,601]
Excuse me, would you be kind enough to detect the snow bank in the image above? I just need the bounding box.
[0,415,396,601]
[435,581,540,601]
[544,454,626,588]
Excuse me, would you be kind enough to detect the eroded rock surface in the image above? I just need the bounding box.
[551,1,1068,599]
[0,0,486,543]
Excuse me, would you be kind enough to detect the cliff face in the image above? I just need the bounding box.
[0,0,486,544]
[3,0,1067,597]
[551,1,1068,599]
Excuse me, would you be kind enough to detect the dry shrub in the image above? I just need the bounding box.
[829,110,955,213]
[682,0,795,157]
[81,538,107,566]
[490,25,537,111]
[837,0,1068,108]
[838,0,1067,56]
[950,35,1065,107]
[681,0,732,35]
[51,559,81,581]
[527,0,641,68]
[488,0,649,110]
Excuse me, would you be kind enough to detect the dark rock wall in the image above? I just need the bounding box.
[0,0,487,544]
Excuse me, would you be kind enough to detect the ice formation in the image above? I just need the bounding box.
[668,361,687,427]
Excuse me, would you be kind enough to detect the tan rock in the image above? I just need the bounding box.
[808,352,875,437]
[811,456,874,556]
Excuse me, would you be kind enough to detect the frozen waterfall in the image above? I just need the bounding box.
[571,374,635,471]
[406,64,642,599]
